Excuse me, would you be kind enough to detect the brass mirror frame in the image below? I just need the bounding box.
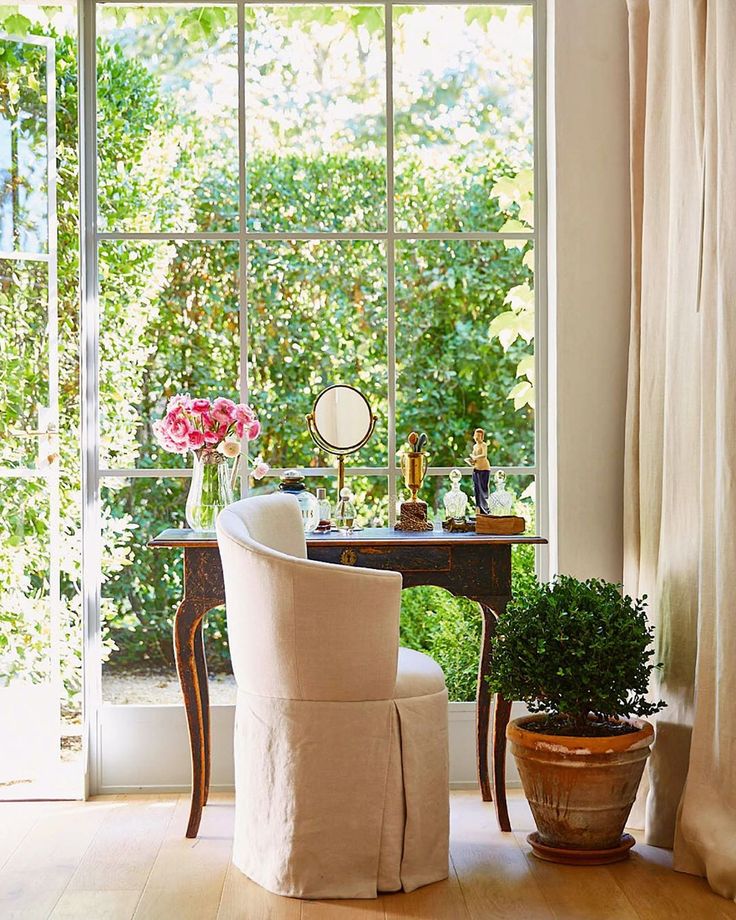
[306,384,377,495]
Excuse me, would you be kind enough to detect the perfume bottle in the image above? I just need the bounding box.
[315,487,332,532]
[334,487,356,534]
[443,469,469,523]
[488,470,514,516]
[278,470,319,533]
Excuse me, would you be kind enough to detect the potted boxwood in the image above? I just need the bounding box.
[490,575,665,865]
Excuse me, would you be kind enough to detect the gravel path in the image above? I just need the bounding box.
[102,669,237,705]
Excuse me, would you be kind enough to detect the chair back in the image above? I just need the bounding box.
[216,493,400,701]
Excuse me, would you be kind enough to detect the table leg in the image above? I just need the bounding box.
[194,620,210,807]
[476,598,513,831]
[492,694,513,832]
[174,597,211,838]
[476,602,495,804]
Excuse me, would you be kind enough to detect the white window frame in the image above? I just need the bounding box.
[79,0,547,793]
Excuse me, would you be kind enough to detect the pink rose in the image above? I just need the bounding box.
[153,394,263,458]
[189,398,211,414]
[211,397,236,424]
[234,404,256,424]
[154,415,189,455]
[168,412,191,443]
[251,459,269,480]
[166,394,190,413]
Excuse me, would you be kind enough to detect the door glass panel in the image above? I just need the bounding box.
[0,474,62,791]
[0,37,48,253]
[0,258,51,468]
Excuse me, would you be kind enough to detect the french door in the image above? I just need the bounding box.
[0,30,81,797]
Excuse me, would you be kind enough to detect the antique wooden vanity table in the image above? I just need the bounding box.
[150,526,546,838]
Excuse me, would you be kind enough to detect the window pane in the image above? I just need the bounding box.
[248,240,388,468]
[393,5,533,232]
[395,239,534,467]
[101,477,234,702]
[0,38,49,253]
[97,5,238,232]
[246,5,386,231]
[98,240,239,470]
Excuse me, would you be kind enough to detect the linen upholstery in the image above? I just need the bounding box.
[217,493,449,899]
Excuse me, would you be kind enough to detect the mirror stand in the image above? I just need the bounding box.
[306,384,377,505]
[306,414,376,496]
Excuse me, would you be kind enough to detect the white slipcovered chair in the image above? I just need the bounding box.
[216,492,449,899]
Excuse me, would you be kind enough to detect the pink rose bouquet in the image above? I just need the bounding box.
[153,394,269,481]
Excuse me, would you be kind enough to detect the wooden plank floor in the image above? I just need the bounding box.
[0,791,733,920]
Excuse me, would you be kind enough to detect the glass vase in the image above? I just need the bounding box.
[185,449,234,532]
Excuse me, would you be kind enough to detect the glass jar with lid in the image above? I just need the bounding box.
[278,470,319,533]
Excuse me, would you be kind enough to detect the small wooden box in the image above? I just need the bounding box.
[475,514,526,535]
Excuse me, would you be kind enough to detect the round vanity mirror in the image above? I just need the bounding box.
[306,385,377,500]
[311,385,374,453]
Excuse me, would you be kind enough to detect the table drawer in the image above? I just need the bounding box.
[308,543,451,573]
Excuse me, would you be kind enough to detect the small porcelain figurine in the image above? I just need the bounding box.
[465,428,491,515]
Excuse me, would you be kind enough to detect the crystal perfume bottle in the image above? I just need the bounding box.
[443,468,468,523]
[488,470,514,516]
[334,487,356,534]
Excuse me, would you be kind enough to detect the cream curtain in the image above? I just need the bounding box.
[625,0,736,900]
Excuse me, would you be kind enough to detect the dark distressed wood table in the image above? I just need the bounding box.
[150,527,546,838]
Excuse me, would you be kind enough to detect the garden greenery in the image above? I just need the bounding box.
[489,575,666,733]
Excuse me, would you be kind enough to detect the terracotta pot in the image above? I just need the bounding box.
[507,715,654,852]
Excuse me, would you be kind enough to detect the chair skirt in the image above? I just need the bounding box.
[231,685,449,899]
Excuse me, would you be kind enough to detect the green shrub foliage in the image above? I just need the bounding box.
[489,575,666,731]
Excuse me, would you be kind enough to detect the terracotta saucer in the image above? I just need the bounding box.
[527,832,636,866]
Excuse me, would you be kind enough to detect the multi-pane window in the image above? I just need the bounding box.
[93,1,540,691]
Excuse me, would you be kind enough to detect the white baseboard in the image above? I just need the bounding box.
[96,700,524,795]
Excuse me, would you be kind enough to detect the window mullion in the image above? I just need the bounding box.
[237,0,249,497]
[385,0,397,526]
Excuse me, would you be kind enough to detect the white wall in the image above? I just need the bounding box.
[98,702,483,792]
[547,0,631,583]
